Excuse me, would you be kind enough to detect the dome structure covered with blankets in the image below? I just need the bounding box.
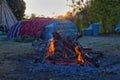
[8,17,79,41]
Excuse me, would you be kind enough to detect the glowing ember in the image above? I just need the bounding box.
[64,53,68,58]
[74,45,84,63]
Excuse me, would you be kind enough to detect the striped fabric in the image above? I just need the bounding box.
[8,18,54,39]
[0,25,8,33]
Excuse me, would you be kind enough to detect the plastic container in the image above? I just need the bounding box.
[84,29,92,36]
[0,31,3,35]
[92,23,100,36]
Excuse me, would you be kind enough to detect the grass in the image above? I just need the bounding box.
[79,35,120,56]
[0,35,120,80]
[14,36,34,43]
[0,31,7,36]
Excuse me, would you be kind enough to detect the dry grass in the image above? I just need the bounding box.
[0,35,120,80]
[79,35,120,56]
[0,40,34,58]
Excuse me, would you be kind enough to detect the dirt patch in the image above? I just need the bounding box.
[0,35,120,80]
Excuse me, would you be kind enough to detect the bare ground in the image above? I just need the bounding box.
[0,35,120,80]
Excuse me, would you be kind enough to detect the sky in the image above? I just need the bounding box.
[24,0,72,17]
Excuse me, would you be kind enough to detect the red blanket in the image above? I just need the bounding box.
[19,17,54,37]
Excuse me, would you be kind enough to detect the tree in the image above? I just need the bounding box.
[30,13,36,19]
[6,0,26,20]
[68,0,90,30]
[64,11,74,21]
[56,11,74,21]
[87,0,120,33]
[69,0,120,33]
[23,14,30,19]
[0,0,3,5]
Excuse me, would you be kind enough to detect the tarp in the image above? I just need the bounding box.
[44,19,79,40]
[0,0,18,29]
[115,21,120,32]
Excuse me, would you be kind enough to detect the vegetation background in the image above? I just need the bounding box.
[1,0,120,34]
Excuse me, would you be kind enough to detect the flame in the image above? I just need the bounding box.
[74,45,84,63]
[46,38,55,58]
[45,38,85,64]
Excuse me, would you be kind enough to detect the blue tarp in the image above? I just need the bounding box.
[115,21,120,32]
[45,19,79,41]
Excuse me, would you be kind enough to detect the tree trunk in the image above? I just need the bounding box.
[102,17,107,34]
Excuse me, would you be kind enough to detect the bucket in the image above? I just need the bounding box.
[84,29,92,36]
[92,23,100,36]
[0,31,3,35]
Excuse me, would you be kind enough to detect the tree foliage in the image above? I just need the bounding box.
[69,0,120,33]
[30,13,36,19]
[88,0,120,33]
[68,0,90,30]
[6,0,26,20]
[56,11,74,21]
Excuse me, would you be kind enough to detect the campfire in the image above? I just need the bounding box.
[32,31,103,67]
[45,32,85,64]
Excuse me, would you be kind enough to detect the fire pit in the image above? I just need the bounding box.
[32,19,103,68]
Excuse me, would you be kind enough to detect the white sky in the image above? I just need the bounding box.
[24,0,72,17]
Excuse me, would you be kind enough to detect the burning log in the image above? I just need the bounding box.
[33,31,103,67]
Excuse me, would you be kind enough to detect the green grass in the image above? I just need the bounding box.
[0,32,7,36]
[14,36,34,43]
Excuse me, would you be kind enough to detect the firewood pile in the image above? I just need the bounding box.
[32,31,103,68]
